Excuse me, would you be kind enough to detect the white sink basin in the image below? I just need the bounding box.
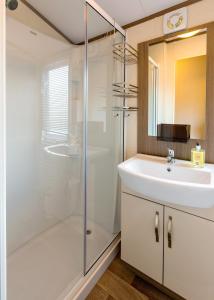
[118,154,214,208]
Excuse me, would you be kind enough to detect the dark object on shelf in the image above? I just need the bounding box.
[157,124,191,143]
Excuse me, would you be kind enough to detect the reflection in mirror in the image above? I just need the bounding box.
[148,30,207,140]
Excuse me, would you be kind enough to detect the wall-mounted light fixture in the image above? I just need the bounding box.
[6,0,18,11]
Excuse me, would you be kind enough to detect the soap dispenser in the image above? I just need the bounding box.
[191,143,205,167]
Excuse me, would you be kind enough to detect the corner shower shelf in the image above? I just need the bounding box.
[113,42,138,65]
[122,106,138,111]
[113,82,138,98]
[112,106,139,112]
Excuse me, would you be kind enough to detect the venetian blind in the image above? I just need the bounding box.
[42,64,69,142]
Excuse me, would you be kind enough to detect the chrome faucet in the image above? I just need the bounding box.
[167,148,175,164]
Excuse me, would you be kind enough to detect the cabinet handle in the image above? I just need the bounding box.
[168,216,173,248]
[155,211,159,242]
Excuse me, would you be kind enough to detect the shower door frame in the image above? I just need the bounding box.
[83,0,126,275]
[0,1,126,298]
[0,1,6,300]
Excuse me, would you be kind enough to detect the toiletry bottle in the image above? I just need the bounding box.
[191,143,205,167]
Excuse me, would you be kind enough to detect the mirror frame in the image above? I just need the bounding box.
[138,22,214,162]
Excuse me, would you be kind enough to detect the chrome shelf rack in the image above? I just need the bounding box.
[113,42,138,65]
[112,106,138,112]
[113,82,138,98]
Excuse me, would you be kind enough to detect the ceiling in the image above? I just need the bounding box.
[7,17,71,62]
[96,0,187,26]
[25,0,187,44]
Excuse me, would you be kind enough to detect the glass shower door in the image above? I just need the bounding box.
[6,2,85,299]
[85,3,125,272]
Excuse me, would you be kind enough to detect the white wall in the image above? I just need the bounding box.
[6,44,41,253]
[126,0,214,158]
[6,14,84,254]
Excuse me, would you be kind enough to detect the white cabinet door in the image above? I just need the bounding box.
[121,193,163,283]
[164,207,214,300]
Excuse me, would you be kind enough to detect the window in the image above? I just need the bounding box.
[42,64,69,143]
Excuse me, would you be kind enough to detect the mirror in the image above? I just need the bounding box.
[148,31,207,140]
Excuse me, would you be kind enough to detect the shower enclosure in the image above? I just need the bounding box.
[1,0,125,299]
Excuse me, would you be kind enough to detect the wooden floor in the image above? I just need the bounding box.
[86,254,173,300]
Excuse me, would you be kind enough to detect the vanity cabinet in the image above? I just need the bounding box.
[164,207,214,300]
[121,192,163,283]
[121,192,214,300]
